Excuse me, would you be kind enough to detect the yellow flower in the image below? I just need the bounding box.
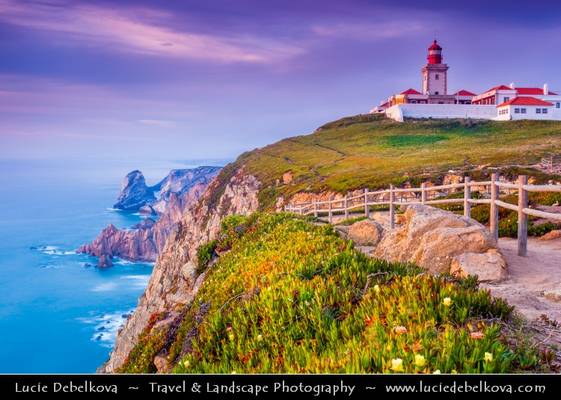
[442,297,452,307]
[414,354,426,368]
[390,358,404,372]
[484,352,493,362]
[256,334,263,342]
[374,285,381,293]
[433,369,441,374]
[183,360,190,368]
[451,369,458,374]
[228,333,235,341]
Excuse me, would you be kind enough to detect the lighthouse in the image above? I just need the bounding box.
[421,40,449,97]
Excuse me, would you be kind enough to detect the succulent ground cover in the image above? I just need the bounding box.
[120,213,549,373]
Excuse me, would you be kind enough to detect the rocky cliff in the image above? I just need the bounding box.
[113,170,155,212]
[79,167,221,265]
[113,166,222,214]
[102,167,260,372]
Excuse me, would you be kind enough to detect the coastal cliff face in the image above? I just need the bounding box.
[113,166,222,214]
[102,168,260,372]
[78,167,221,265]
[114,170,155,211]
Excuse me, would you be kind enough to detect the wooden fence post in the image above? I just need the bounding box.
[364,188,369,218]
[344,196,349,220]
[518,175,528,256]
[313,201,318,218]
[421,182,427,204]
[389,185,395,229]
[463,176,471,218]
[328,196,333,224]
[489,173,499,242]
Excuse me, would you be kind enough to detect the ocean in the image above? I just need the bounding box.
[0,158,227,372]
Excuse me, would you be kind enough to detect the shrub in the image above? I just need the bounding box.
[196,240,218,274]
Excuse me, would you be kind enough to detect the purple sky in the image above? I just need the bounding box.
[2,0,561,163]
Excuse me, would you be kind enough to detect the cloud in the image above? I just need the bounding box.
[0,0,304,64]
[138,119,176,128]
[311,20,428,40]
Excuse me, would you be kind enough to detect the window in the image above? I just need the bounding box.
[435,91,439,95]
[504,97,510,102]
[435,74,440,80]
[514,108,520,114]
[536,108,541,114]
[556,102,560,108]
[521,108,527,114]
[543,108,548,114]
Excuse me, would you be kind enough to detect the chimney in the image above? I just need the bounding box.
[509,82,515,89]
[544,83,549,95]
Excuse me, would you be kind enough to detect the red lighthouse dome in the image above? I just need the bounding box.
[427,40,442,64]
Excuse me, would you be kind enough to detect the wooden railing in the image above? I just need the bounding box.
[284,173,561,257]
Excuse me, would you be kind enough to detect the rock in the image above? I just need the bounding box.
[539,230,561,241]
[153,353,170,373]
[450,249,508,282]
[101,170,260,372]
[79,167,222,265]
[282,171,293,185]
[98,254,113,268]
[139,204,156,215]
[543,289,561,303]
[113,166,222,213]
[347,220,383,246]
[373,205,500,274]
[114,170,155,211]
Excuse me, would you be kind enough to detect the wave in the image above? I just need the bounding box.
[33,245,76,256]
[120,275,150,288]
[78,309,134,348]
[91,282,118,292]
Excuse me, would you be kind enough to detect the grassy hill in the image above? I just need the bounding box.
[120,214,546,373]
[230,115,561,207]
[116,116,561,374]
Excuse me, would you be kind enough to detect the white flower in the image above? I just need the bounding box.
[391,358,404,372]
[442,297,452,307]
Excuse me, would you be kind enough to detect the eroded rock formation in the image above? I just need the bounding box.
[79,167,221,264]
[101,168,260,372]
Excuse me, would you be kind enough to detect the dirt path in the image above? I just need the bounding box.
[483,237,561,322]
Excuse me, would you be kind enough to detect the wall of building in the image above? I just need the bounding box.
[385,104,497,122]
[496,106,561,121]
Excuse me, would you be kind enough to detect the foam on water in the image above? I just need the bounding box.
[79,309,134,348]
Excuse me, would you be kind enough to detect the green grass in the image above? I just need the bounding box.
[215,114,561,209]
[119,213,547,373]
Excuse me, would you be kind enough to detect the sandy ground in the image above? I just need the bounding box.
[484,238,561,323]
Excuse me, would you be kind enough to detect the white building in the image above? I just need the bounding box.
[374,40,561,122]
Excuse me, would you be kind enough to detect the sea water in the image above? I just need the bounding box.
[0,158,226,372]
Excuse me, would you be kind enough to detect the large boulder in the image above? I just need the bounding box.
[347,220,383,246]
[113,170,155,211]
[373,205,503,276]
[450,249,507,282]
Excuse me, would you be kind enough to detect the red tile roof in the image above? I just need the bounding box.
[400,88,422,95]
[485,85,514,92]
[516,87,558,95]
[496,96,554,107]
[454,90,476,96]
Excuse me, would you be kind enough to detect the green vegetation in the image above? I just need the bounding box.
[120,213,547,373]
[196,240,217,274]
[216,115,561,208]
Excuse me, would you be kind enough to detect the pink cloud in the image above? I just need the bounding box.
[0,0,304,63]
